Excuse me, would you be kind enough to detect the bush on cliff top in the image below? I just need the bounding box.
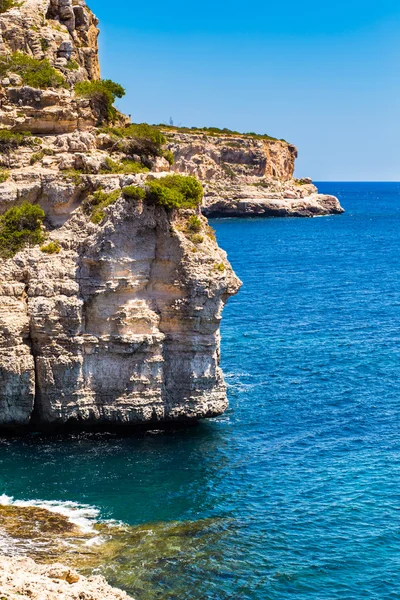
[0,52,65,89]
[101,123,166,157]
[75,79,125,123]
[0,202,45,258]
[146,175,203,210]
[156,123,289,143]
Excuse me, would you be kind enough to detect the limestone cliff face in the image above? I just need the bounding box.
[0,0,104,133]
[165,130,344,217]
[0,0,100,80]
[0,171,240,429]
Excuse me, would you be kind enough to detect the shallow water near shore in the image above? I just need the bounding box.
[1,182,400,599]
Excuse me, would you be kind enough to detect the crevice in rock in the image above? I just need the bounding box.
[21,277,40,426]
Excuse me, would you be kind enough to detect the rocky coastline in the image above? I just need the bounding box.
[0,556,132,600]
[0,0,342,433]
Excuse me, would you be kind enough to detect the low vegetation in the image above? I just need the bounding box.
[187,214,202,232]
[0,130,37,153]
[0,202,45,258]
[100,123,166,157]
[162,149,175,165]
[189,233,203,244]
[84,175,204,226]
[0,169,9,183]
[213,262,225,273]
[0,52,65,88]
[75,79,125,122]
[100,157,148,175]
[156,124,288,143]
[83,188,121,224]
[0,0,21,14]
[146,175,203,210]
[122,186,146,201]
[62,169,84,185]
[66,60,80,71]
[40,240,60,254]
[29,148,54,165]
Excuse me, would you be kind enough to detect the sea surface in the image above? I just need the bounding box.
[1,182,400,599]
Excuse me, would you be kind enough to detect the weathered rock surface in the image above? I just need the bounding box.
[0,556,132,600]
[165,131,344,217]
[0,175,240,429]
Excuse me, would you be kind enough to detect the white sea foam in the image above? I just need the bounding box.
[0,494,100,534]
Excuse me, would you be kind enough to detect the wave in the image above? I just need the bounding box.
[0,494,100,535]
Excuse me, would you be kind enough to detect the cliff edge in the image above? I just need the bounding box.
[165,128,344,218]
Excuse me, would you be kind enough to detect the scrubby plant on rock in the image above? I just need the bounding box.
[0,169,9,183]
[187,214,202,232]
[83,188,121,224]
[99,157,148,175]
[0,0,21,14]
[0,52,65,88]
[0,130,36,153]
[100,123,166,157]
[75,79,125,123]
[0,202,45,258]
[122,186,146,201]
[146,175,203,210]
[40,240,61,254]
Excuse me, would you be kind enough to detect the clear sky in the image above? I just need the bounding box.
[90,0,400,180]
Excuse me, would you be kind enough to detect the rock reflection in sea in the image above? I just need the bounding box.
[0,505,236,600]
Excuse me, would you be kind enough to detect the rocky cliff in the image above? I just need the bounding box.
[165,129,344,218]
[0,0,241,431]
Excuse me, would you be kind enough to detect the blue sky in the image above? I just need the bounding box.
[90,0,400,180]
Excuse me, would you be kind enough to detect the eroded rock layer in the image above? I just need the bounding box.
[0,176,240,429]
[166,130,344,217]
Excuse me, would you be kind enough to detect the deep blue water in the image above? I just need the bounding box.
[2,182,400,598]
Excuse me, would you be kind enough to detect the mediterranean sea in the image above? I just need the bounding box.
[1,182,400,599]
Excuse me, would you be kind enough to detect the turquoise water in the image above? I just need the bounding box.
[2,182,400,598]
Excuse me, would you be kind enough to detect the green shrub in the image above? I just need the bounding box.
[162,149,175,165]
[66,60,79,71]
[100,157,148,175]
[0,169,9,183]
[100,123,166,157]
[122,185,146,200]
[0,0,21,14]
[40,240,60,254]
[213,262,225,272]
[0,52,65,88]
[30,148,53,164]
[189,233,203,244]
[146,175,203,210]
[83,188,121,224]
[62,169,84,185]
[156,123,286,142]
[0,129,35,153]
[187,214,202,232]
[40,38,49,52]
[75,79,125,122]
[0,201,45,258]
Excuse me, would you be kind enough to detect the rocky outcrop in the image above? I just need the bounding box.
[0,556,132,600]
[0,0,100,80]
[164,130,344,217]
[0,170,240,430]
